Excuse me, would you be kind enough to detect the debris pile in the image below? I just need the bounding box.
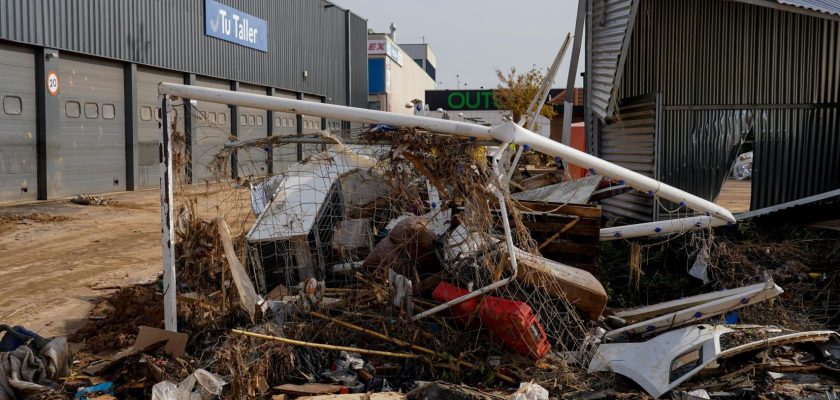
[70,194,117,206]
[4,126,839,400]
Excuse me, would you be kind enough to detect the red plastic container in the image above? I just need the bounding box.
[432,282,481,327]
[431,282,551,359]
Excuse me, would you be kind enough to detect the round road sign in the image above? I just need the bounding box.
[47,71,60,96]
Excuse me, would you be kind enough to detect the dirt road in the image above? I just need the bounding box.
[0,191,164,337]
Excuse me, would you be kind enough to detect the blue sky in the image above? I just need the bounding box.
[331,0,584,90]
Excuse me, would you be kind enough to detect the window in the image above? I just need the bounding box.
[84,102,99,119]
[102,104,115,119]
[240,114,247,126]
[3,96,22,115]
[289,118,296,127]
[218,113,226,125]
[248,115,256,126]
[140,106,152,121]
[208,112,217,124]
[65,101,81,118]
[275,117,281,127]
[256,116,263,126]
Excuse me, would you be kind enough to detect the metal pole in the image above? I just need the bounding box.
[222,136,498,148]
[600,216,729,241]
[561,0,586,146]
[157,83,736,223]
[504,33,572,184]
[159,94,178,332]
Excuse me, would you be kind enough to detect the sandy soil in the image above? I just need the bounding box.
[0,187,253,338]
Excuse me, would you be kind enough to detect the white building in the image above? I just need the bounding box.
[367,32,437,115]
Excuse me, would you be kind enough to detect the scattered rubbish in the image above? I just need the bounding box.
[510,382,548,400]
[31,105,838,400]
[0,329,70,400]
[732,151,753,180]
[606,280,784,340]
[70,194,117,206]
[151,369,225,400]
[688,245,711,284]
[74,382,114,400]
[589,324,733,398]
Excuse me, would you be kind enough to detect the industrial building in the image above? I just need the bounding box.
[367,31,436,115]
[586,0,840,221]
[0,0,368,203]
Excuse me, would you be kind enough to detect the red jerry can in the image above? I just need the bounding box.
[478,296,551,359]
[431,282,551,359]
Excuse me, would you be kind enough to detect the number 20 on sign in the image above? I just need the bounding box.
[47,71,60,96]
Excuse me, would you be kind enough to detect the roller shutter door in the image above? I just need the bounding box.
[272,90,298,173]
[56,54,125,197]
[136,67,184,189]
[192,77,230,183]
[236,84,268,178]
[301,95,323,158]
[0,43,36,202]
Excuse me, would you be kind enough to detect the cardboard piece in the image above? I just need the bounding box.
[81,326,187,375]
[133,326,188,357]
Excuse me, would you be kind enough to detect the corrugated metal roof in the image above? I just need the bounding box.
[776,0,840,16]
[587,0,640,121]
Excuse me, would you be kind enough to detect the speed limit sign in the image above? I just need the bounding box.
[47,71,60,96]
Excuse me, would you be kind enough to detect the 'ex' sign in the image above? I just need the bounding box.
[205,0,268,52]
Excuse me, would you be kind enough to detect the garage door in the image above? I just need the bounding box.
[272,90,297,173]
[236,84,268,178]
[0,43,36,202]
[193,77,231,183]
[136,67,184,189]
[56,54,125,197]
[301,94,323,158]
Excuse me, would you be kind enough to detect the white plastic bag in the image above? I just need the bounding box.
[510,382,549,400]
[151,369,226,400]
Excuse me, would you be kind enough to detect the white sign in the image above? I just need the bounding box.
[367,39,403,66]
[47,71,59,96]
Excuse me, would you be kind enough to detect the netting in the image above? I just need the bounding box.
[159,98,597,393]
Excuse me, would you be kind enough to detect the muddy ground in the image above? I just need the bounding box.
[0,190,162,337]
[0,187,252,338]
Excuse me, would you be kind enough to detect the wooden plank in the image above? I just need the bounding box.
[540,241,600,256]
[514,203,602,219]
[297,393,406,400]
[291,236,315,282]
[274,384,344,396]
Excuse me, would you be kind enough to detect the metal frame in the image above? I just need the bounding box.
[159,94,177,332]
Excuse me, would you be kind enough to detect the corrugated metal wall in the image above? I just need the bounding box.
[588,0,638,120]
[349,14,369,109]
[0,43,36,202]
[0,0,367,108]
[56,53,125,196]
[599,94,659,222]
[618,0,840,209]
